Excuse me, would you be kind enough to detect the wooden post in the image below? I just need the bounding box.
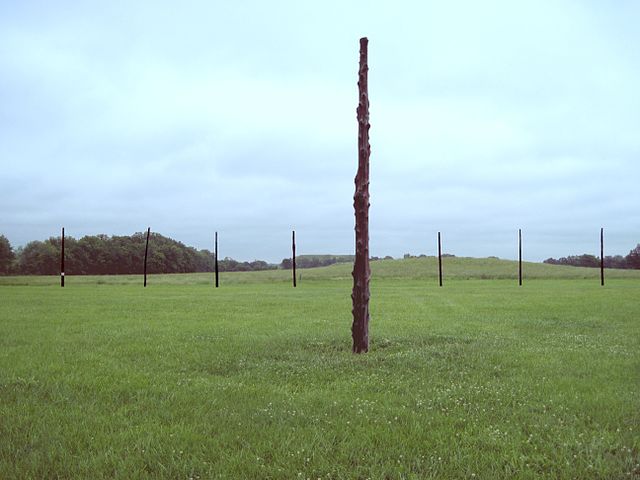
[438,232,443,287]
[351,37,371,354]
[143,227,150,287]
[518,228,522,286]
[600,227,605,286]
[214,231,219,288]
[292,230,297,287]
[60,227,65,287]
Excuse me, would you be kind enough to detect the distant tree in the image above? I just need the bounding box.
[195,249,215,272]
[280,258,293,269]
[576,254,599,268]
[545,246,640,270]
[604,255,627,269]
[78,235,109,275]
[626,244,640,269]
[280,255,353,269]
[249,260,270,270]
[0,235,15,274]
[220,257,237,272]
[18,240,58,274]
[12,232,278,275]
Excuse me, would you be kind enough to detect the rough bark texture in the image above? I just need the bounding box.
[438,232,443,287]
[600,227,605,286]
[292,230,297,288]
[351,37,371,354]
[518,229,522,286]
[60,227,65,287]
[143,227,150,287]
[215,231,219,288]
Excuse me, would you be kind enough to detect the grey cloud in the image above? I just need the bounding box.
[1,0,638,262]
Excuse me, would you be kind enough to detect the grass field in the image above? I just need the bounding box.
[1,258,639,478]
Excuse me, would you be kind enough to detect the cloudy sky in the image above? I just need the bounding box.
[1,0,638,262]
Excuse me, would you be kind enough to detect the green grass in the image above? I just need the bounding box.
[1,259,639,478]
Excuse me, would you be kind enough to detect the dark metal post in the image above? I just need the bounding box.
[600,227,605,286]
[438,232,443,287]
[143,227,150,287]
[60,227,65,287]
[292,230,297,287]
[215,231,219,288]
[518,228,522,286]
[351,37,371,354]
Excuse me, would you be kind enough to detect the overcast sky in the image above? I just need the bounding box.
[1,1,638,262]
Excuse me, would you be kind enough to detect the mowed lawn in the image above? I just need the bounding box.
[1,263,639,478]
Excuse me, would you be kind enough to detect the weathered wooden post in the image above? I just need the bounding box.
[60,227,65,287]
[351,37,371,354]
[143,227,150,287]
[600,227,605,286]
[438,232,443,287]
[215,231,219,288]
[518,228,522,286]
[292,230,297,288]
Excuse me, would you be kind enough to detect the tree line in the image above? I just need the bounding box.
[280,254,355,269]
[0,233,281,275]
[0,233,360,276]
[3,233,639,276]
[543,244,640,269]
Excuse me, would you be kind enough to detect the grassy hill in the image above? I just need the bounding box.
[2,256,639,286]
